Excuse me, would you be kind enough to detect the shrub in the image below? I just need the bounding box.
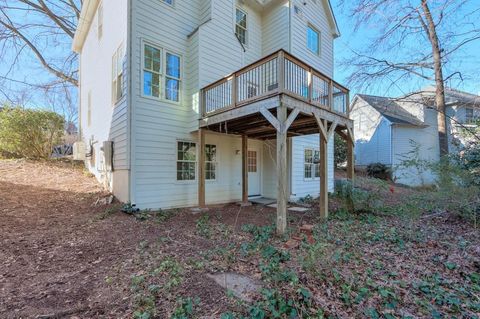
[366,163,391,180]
[336,178,388,214]
[0,106,65,159]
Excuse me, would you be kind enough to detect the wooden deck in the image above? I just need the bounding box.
[197,50,355,234]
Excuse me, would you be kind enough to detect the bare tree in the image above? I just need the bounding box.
[0,0,81,87]
[340,0,480,157]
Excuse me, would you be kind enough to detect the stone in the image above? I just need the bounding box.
[207,272,261,302]
[288,206,309,212]
[190,207,209,214]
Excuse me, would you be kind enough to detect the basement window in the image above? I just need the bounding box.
[304,149,320,179]
[177,141,196,181]
[205,144,217,180]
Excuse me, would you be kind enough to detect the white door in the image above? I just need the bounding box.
[248,149,261,196]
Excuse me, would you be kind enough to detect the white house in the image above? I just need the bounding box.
[72,0,354,232]
[350,88,480,186]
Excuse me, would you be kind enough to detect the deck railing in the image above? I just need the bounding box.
[201,50,349,117]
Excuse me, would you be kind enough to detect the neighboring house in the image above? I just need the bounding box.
[350,87,480,186]
[72,0,354,226]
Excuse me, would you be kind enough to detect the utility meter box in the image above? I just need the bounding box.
[73,141,86,161]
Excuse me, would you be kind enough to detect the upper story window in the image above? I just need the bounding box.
[143,43,181,102]
[112,44,124,104]
[166,53,181,102]
[466,107,479,124]
[307,25,320,55]
[97,3,103,39]
[235,8,248,45]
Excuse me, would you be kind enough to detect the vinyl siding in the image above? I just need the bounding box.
[262,1,290,55]
[350,98,392,166]
[79,0,129,197]
[392,109,440,186]
[290,0,334,76]
[291,134,334,199]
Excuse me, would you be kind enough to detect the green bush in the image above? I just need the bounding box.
[0,106,65,159]
[366,163,391,180]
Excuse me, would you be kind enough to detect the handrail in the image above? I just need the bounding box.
[201,49,350,117]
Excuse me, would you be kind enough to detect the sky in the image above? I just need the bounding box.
[331,0,480,98]
[0,0,479,110]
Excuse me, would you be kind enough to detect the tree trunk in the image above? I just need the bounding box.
[421,0,449,157]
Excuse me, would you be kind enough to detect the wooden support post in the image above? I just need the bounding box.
[314,117,329,219]
[242,135,249,204]
[276,103,288,235]
[198,128,206,207]
[278,51,285,93]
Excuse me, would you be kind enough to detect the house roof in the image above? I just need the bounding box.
[356,94,426,126]
[417,86,480,107]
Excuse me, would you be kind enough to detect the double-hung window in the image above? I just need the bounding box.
[143,43,181,102]
[205,144,217,180]
[307,25,320,55]
[466,107,478,124]
[165,53,181,102]
[112,44,124,104]
[304,149,313,179]
[177,141,196,181]
[143,44,162,98]
[235,8,247,45]
[304,149,320,179]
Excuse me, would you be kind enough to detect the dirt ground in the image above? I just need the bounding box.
[1,160,479,318]
[0,160,278,318]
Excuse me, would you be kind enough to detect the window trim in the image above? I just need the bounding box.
[112,43,124,105]
[140,39,183,105]
[465,107,478,124]
[304,148,320,180]
[176,140,197,182]
[306,24,320,56]
[235,7,248,47]
[205,144,217,181]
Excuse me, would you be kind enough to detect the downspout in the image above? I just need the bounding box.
[127,0,134,204]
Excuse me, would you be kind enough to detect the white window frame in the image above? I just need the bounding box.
[307,24,320,56]
[304,148,320,180]
[112,43,124,105]
[141,40,182,105]
[165,51,182,103]
[97,2,103,40]
[235,7,248,46]
[465,107,478,124]
[205,144,217,181]
[142,42,162,100]
[177,141,197,182]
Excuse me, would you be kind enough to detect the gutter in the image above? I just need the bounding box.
[72,0,100,53]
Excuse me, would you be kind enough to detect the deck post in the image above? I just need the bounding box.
[317,119,329,219]
[242,134,249,204]
[276,103,288,235]
[198,128,206,208]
